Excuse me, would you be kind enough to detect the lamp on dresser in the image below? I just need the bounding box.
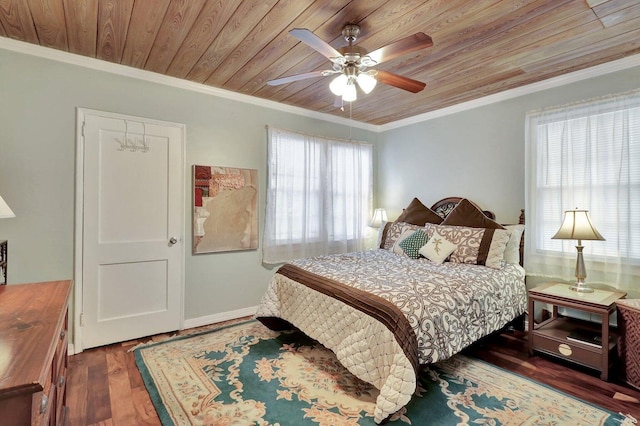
[0,194,15,285]
[551,208,605,293]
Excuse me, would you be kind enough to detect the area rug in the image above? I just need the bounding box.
[135,320,630,425]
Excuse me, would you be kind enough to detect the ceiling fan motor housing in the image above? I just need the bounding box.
[342,24,361,43]
[339,24,370,66]
[338,45,367,64]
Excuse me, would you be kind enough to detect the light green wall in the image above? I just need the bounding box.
[0,48,378,322]
[379,65,640,225]
[2,45,638,329]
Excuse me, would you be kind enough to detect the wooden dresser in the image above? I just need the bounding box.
[0,280,72,425]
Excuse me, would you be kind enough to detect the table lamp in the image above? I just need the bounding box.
[369,208,388,228]
[0,195,14,219]
[551,209,604,293]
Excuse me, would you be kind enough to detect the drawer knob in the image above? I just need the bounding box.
[558,343,573,356]
[60,330,66,339]
[59,375,65,387]
[39,394,48,414]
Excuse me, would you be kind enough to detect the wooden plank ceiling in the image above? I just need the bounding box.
[1,0,639,125]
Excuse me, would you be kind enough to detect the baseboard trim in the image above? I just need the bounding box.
[183,306,258,329]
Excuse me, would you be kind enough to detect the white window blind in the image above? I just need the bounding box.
[525,89,640,293]
[263,127,372,264]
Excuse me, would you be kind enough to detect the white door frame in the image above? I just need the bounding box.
[73,107,186,353]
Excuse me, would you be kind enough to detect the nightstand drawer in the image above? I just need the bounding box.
[532,333,601,369]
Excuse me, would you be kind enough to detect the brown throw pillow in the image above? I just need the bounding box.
[395,198,443,225]
[441,198,505,229]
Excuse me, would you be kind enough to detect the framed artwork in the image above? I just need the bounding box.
[193,165,258,254]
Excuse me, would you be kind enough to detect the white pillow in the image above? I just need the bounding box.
[376,221,388,248]
[504,224,525,264]
[419,231,457,264]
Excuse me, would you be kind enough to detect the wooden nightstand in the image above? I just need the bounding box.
[528,282,626,381]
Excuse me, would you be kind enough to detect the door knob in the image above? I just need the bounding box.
[169,237,178,246]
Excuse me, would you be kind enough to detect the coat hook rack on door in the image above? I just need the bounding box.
[117,120,150,153]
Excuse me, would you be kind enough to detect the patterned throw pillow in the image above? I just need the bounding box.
[382,222,423,250]
[398,229,429,259]
[423,223,510,269]
[375,222,388,249]
[379,199,443,248]
[419,231,457,264]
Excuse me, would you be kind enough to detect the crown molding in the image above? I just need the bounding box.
[0,37,380,132]
[379,54,640,132]
[1,36,638,133]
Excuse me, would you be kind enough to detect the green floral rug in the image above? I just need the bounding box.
[135,320,629,425]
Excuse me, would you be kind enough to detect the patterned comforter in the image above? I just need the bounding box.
[255,249,527,423]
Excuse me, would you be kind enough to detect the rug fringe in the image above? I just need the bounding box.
[619,413,638,425]
[127,334,179,352]
[128,318,254,352]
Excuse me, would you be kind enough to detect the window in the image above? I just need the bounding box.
[525,89,640,293]
[263,127,372,264]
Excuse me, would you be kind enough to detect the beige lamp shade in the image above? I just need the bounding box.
[369,208,388,228]
[0,195,15,219]
[552,209,604,241]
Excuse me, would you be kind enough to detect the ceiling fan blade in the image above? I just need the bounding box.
[366,33,433,65]
[290,28,343,60]
[375,70,426,93]
[267,70,327,86]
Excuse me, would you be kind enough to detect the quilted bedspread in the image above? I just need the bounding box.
[255,249,527,423]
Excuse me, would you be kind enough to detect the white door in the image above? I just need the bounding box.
[79,110,184,350]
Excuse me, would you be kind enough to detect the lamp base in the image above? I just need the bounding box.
[570,244,594,293]
[569,282,594,293]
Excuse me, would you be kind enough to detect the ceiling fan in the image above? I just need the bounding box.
[267,24,433,103]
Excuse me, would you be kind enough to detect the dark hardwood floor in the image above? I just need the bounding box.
[66,320,640,425]
[465,329,640,419]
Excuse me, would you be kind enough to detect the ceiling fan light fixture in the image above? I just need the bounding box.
[356,72,377,94]
[329,74,348,96]
[269,25,432,105]
[343,82,357,102]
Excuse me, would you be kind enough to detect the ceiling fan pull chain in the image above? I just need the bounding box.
[349,102,353,141]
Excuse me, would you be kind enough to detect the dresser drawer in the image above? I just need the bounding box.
[31,365,54,426]
[55,365,67,426]
[532,333,601,369]
[54,325,68,381]
[55,312,69,365]
[54,339,68,426]
[53,313,68,426]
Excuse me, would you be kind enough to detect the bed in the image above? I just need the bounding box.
[255,197,527,423]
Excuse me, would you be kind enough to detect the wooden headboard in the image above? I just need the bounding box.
[431,197,496,220]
